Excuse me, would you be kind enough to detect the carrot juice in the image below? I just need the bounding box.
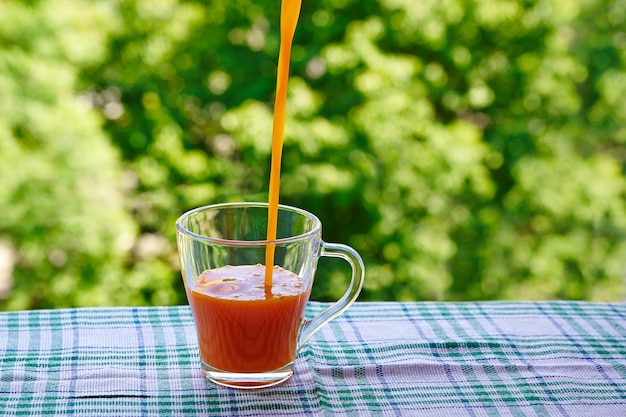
[186,0,306,381]
[186,264,310,373]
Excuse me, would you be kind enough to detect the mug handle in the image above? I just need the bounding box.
[297,242,365,350]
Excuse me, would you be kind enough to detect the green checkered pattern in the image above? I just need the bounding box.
[1,302,625,416]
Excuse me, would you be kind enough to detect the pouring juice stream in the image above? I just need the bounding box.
[264,0,303,295]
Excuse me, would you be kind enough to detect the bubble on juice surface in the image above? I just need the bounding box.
[194,264,304,300]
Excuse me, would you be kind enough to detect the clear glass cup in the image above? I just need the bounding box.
[176,202,365,389]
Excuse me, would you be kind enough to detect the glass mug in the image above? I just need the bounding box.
[176,202,364,389]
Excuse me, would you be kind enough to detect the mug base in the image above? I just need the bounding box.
[201,363,294,389]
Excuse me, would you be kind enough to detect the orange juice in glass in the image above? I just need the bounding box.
[176,202,364,388]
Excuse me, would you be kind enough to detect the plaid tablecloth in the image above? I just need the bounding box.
[1,301,625,416]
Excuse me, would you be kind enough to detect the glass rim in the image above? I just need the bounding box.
[175,202,322,246]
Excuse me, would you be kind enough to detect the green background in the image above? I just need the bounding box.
[1,0,625,310]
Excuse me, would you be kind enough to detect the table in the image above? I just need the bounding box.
[1,301,625,416]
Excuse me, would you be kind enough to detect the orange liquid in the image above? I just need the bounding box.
[187,264,310,373]
[265,0,303,293]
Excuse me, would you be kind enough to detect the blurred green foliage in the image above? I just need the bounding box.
[1,0,625,310]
